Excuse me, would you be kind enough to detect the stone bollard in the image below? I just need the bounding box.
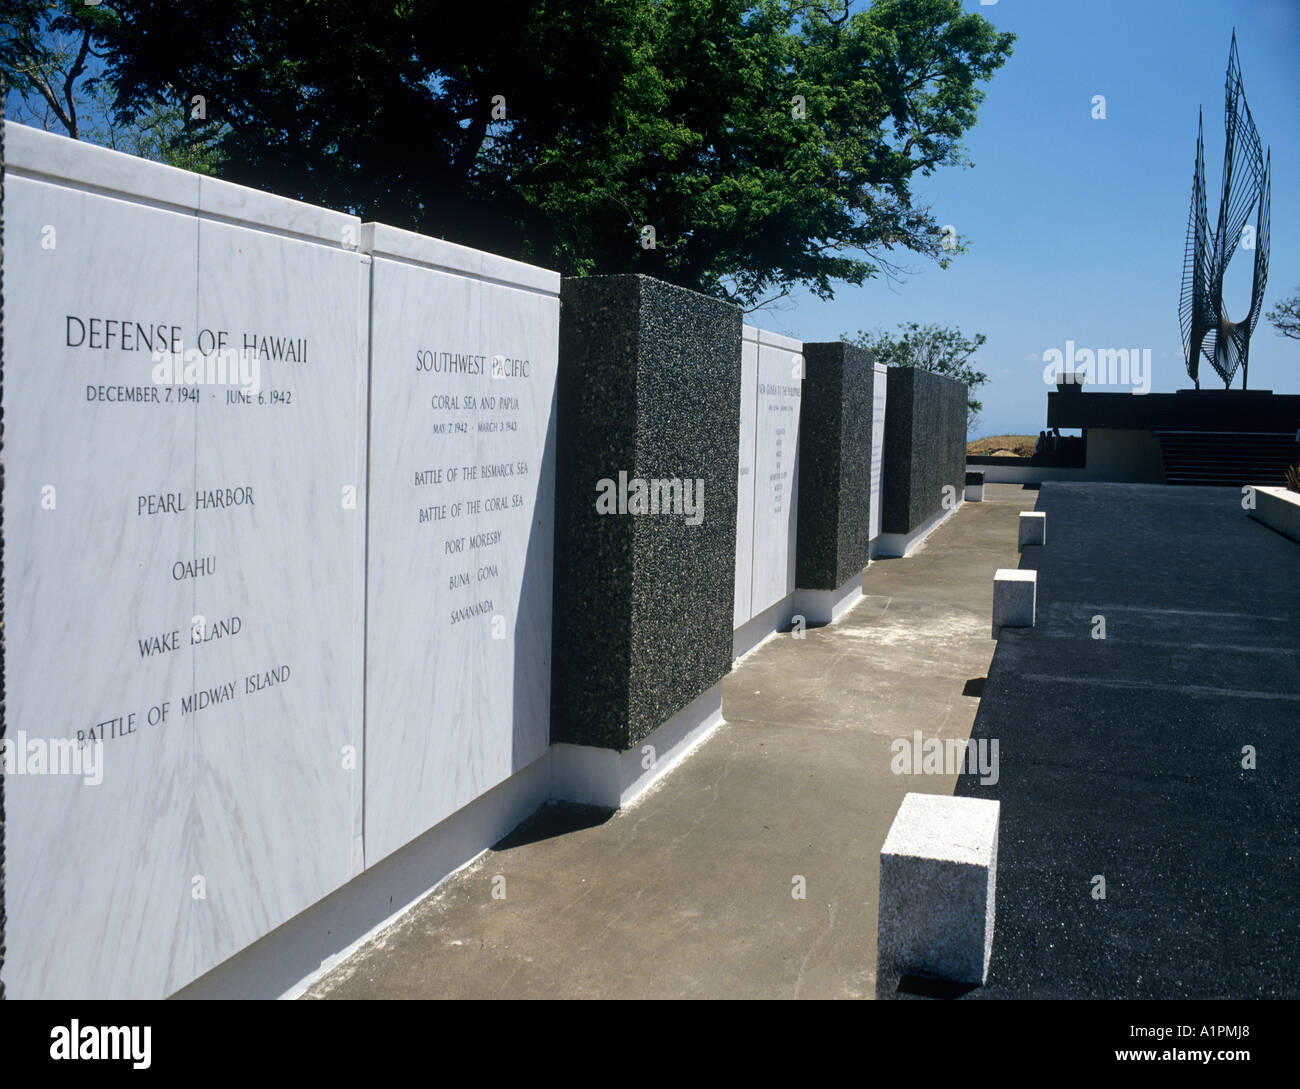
[877,792,1001,992]
[992,568,1036,635]
[1018,510,1046,548]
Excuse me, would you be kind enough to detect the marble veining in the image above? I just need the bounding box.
[734,327,802,626]
[2,132,367,997]
[870,362,888,542]
[361,248,558,865]
[733,333,759,627]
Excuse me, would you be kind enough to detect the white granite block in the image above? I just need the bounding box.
[992,568,1036,634]
[877,792,1000,988]
[1249,485,1300,543]
[1018,510,1046,548]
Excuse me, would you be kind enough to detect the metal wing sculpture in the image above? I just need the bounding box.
[1179,33,1271,389]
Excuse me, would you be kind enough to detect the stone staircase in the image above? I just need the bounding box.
[1155,430,1299,486]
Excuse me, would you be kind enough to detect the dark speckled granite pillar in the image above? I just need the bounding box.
[552,275,742,751]
[796,343,877,590]
[881,367,968,535]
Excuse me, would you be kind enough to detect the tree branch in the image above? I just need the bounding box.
[26,59,75,135]
[61,28,93,139]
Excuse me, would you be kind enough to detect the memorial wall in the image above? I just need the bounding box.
[2,124,370,997]
[0,123,560,998]
[552,275,741,751]
[880,366,969,545]
[1,123,918,999]
[362,224,557,864]
[870,360,888,545]
[733,326,803,650]
[794,342,876,597]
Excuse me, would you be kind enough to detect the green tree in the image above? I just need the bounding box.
[2,0,96,138]
[84,0,1012,307]
[844,321,988,425]
[1266,288,1300,340]
[2,1,224,172]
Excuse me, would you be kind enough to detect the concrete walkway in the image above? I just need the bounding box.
[305,485,1037,999]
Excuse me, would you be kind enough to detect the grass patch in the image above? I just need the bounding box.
[967,434,1036,458]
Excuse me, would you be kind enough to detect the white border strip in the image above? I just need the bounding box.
[793,572,864,625]
[872,501,961,559]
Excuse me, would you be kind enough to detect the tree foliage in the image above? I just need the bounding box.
[8,0,1014,308]
[2,1,223,171]
[2,0,98,138]
[845,321,988,423]
[1266,288,1300,341]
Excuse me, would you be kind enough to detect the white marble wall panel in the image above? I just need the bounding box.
[748,337,803,617]
[870,361,888,542]
[189,213,367,981]
[2,122,367,997]
[362,225,558,865]
[5,119,202,209]
[2,173,199,998]
[733,329,759,627]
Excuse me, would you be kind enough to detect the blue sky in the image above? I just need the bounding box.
[9,0,1295,440]
[764,0,1300,437]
